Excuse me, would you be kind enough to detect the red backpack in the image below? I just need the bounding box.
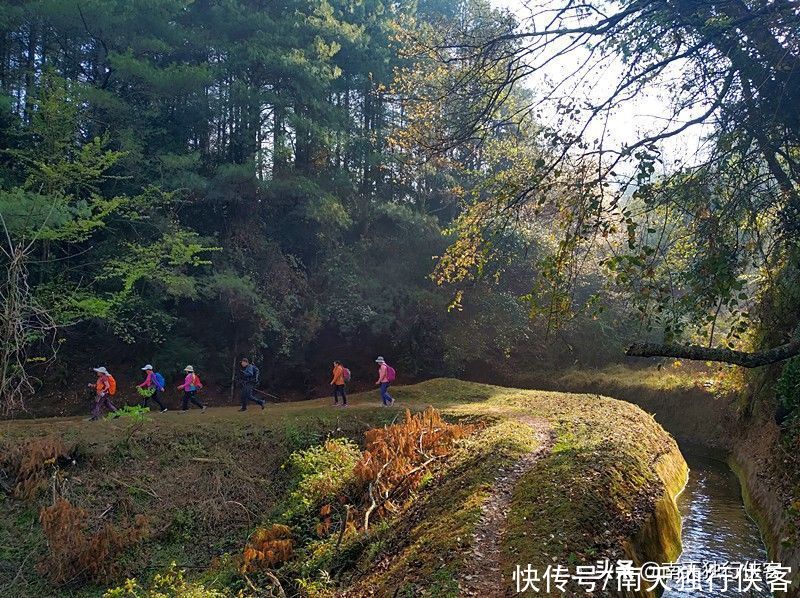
[385,364,396,383]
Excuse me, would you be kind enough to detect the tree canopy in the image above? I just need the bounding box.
[402,0,800,365]
[3,0,798,414]
[1,0,641,413]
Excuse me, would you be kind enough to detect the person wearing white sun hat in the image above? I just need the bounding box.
[87,366,118,421]
[374,357,396,407]
[137,364,167,412]
[177,365,206,413]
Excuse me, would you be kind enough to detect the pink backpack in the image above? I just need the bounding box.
[385,364,396,383]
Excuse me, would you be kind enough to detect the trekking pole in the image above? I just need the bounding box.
[253,388,282,401]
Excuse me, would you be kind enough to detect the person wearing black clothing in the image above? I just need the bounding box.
[239,357,265,411]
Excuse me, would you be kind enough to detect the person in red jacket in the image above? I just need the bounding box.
[331,360,348,407]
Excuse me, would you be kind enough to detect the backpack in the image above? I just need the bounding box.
[385,365,396,383]
[153,372,166,391]
[107,375,117,395]
[191,373,203,391]
[343,367,351,383]
[251,365,260,385]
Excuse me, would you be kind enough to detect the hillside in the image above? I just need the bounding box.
[0,380,687,597]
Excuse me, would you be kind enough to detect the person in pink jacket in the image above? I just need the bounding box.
[375,356,394,406]
[177,365,206,413]
[137,364,167,412]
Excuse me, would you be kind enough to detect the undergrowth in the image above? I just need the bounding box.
[39,498,150,585]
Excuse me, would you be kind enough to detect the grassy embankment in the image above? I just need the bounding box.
[0,379,686,596]
[507,364,734,449]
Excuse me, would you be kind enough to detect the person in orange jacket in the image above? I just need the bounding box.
[331,360,348,407]
[87,366,117,421]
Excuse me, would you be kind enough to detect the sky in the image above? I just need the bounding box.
[490,0,710,175]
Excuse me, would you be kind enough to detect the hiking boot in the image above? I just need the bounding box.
[238,408,247,412]
[179,410,188,415]
[201,406,207,413]
[160,408,168,413]
[260,401,265,410]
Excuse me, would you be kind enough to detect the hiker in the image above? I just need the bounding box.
[331,360,349,407]
[177,365,206,413]
[87,367,118,421]
[239,357,265,411]
[375,356,395,406]
[137,364,167,412]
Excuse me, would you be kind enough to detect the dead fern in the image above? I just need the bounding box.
[241,523,294,573]
[38,498,149,585]
[354,407,476,529]
[0,435,72,499]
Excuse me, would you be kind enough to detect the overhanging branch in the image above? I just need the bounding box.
[626,339,800,368]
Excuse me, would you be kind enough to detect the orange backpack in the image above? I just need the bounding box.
[107,374,117,395]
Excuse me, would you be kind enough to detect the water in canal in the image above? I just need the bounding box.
[662,451,771,597]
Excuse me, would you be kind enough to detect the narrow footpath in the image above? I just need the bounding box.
[461,416,556,596]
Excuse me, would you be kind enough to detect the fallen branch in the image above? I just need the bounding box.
[243,571,286,598]
[363,459,393,531]
[107,475,159,499]
[626,338,800,368]
[334,504,351,551]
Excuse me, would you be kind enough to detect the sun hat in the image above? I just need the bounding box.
[141,364,153,371]
[184,365,194,372]
[93,367,109,375]
[375,356,385,364]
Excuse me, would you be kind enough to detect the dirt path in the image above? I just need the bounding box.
[460,416,556,596]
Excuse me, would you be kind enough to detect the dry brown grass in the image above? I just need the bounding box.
[0,435,72,499]
[38,497,149,585]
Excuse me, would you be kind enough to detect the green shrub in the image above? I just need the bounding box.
[106,405,150,421]
[282,438,361,521]
[136,387,156,398]
[104,563,228,597]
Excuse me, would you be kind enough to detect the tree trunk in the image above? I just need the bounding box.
[23,21,37,123]
[626,339,800,368]
[273,101,286,177]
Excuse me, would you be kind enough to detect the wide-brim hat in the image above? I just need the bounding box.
[141,364,153,371]
[93,367,109,375]
[375,357,385,364]
[184,365,194,372]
